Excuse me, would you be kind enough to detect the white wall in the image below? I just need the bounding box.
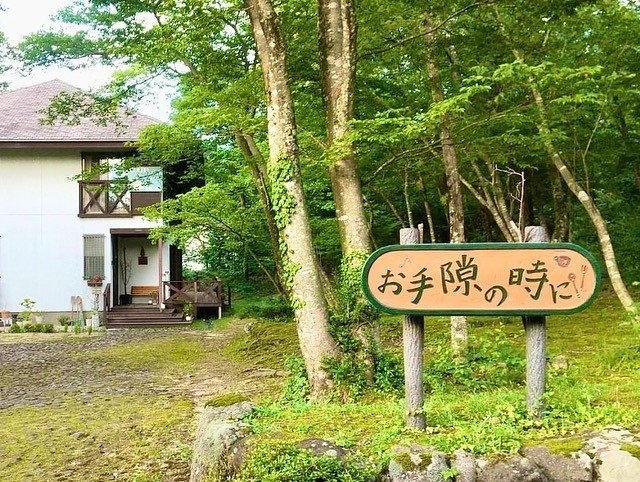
[0,149,163,312]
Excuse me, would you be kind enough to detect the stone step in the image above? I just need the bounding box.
[106,321,191,328]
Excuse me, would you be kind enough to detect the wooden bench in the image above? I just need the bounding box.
[130,285,159,302]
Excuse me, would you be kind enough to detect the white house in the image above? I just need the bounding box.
[0,80,184,324]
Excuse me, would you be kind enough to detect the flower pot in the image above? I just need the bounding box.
[1,310,11,326]
[119,294,132,305]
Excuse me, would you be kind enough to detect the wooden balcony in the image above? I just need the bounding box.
[79,180,161,217]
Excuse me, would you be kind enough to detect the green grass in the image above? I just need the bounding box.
[90,335,207,376]
[234,291,640,465]
[2,290,638,479]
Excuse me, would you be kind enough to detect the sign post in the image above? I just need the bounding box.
[362,240,601,426]
[523,226,548,419]
[400,228,426,429]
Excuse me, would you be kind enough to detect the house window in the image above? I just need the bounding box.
[83,234,105,279]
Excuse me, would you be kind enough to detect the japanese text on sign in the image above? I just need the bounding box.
[362,244,600,315]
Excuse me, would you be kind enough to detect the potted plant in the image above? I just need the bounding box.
[1,309,11,326]
[87,274,103,287]
[183,302,194,322]
[119,248,132,305]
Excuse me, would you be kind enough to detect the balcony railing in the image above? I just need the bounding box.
[79,180,161,217]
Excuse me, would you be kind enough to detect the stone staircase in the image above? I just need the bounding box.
[105,304,189,328]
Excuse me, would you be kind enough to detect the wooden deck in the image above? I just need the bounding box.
[101,280,230,327]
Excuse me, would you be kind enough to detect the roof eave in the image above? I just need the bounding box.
[0,140,139,149]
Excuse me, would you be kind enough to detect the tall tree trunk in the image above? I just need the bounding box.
[318,0,371,260]
[235,133,287,296]
[318,0,376,385]
[244,0,341,396]
[418,175,437,243]
[424,13,468,353]
[549,166,571,242]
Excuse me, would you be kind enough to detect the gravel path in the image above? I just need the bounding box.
[0,330,190,409]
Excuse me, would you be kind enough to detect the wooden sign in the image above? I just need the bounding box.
[362,243,601,315]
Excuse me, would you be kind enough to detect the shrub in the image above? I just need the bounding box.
[9,323,23,333]
[233,440,375,482]
[57,315,71,326]
[23,323,43,333]
[281,356,311,403]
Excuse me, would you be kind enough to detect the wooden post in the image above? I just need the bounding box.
[523,226,548,419]
[400,227,426,429]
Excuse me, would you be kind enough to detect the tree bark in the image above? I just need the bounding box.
[401,228,426,429]
[528,81,637,318]
[549,166,571,242]
[424,13,468,353]
[244,0,341,396]
[318,0,371,259]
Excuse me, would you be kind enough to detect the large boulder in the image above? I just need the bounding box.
[387,445,450,482]
[523,446,593,482]
[189,401,254,482]
[476,455,548,482]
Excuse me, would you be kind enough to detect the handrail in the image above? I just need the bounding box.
[103,283,112,315]
[162,280,226,307]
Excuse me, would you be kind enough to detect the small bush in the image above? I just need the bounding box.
[234,440,375,482]
[23,323,43,333]
[57,315,71,326]
[42,323,54,333]
[281,356,311,403]
[9,323,23,333]
[374,350,404,394]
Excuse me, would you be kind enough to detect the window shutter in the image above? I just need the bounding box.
[83,235,105,279]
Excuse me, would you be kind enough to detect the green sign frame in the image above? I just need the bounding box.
[361,243,602,316]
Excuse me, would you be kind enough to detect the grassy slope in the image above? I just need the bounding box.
[1,290,637,479]
[228,290,640,466]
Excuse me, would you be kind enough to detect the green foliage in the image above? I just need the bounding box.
[281,356,311,403]
[233,295,293,321]
[373,350,404,394]
[19,298,36,324]
[423,330,525,393]
[8,323,23,333]
[234,440,376,482]
[57,315,71,326]
[22,323,54,333]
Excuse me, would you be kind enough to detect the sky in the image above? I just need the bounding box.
[0,0,173,120]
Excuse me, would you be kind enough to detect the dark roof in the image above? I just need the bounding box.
[0,79,158,145]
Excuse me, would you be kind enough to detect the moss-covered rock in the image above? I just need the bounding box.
[204,393,249,408]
